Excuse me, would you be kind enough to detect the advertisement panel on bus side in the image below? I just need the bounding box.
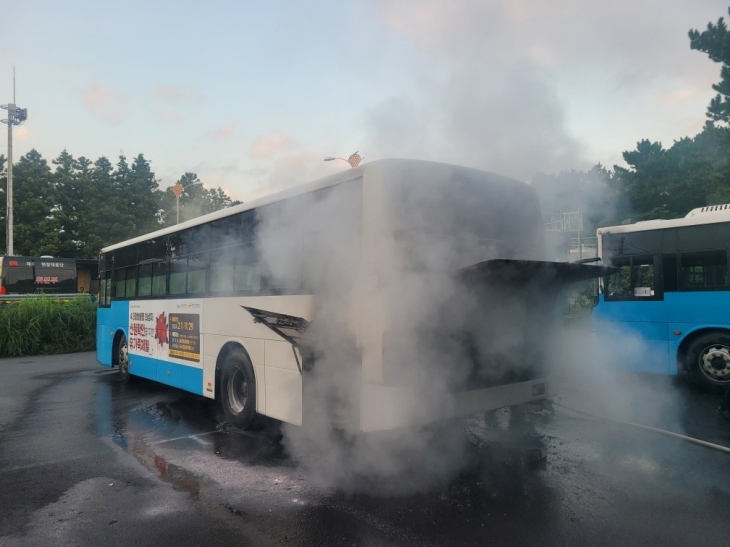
[127,300,204,366]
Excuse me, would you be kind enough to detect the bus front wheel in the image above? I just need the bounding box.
[686,332,730,391]
[219,349,259,429]
[116,334,132,384]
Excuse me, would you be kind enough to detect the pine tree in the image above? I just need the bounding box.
[689,8,730,122]
[12,150,61,256]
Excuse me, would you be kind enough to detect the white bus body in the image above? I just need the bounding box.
[97,159,604,432]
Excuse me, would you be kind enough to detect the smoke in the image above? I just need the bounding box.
[548,313,683,434]
[364,67,584,181]
[251,160,570,493]
[363,1,587,180]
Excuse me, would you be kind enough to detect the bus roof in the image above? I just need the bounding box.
[597,205,730,236]
[101,161,369,253]
[101,159,528,253]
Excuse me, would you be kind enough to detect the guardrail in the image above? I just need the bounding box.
[0,293,96,304]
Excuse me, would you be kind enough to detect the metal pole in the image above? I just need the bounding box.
[6,104,13,256]
[176,194,180,224]
[578,210,582,261]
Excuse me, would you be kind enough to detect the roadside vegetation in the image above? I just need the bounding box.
[0,298,96,358]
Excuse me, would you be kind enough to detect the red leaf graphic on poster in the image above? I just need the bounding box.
[155,312,168,347]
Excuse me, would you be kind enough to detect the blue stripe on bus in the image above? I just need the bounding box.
[593,291,730,376]
[128,354,204,395]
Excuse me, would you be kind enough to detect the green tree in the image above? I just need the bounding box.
[159,172,241,226]
[689,7,730,122]
[79,155,137,256]
[613,124,730,221]
[12,149,61,256]
[53,150,85,257]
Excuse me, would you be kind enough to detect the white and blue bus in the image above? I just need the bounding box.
[97,159,608,431]
[594,205,730,390]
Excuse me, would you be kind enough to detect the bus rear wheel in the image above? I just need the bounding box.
[219,349,259,430]
[686,332,730,391]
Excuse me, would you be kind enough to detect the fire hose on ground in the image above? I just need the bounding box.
[552,401,730,456]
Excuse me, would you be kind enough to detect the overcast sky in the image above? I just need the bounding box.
[0,0,726,201]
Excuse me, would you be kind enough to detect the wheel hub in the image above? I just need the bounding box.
[227,369,248,414]
[119,344,129,375]
[700,345,730,380]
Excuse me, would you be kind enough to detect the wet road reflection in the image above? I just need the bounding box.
[80,364,730,547]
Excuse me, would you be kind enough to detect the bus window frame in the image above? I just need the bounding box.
[677,248,730,292]
[603,254,664,301]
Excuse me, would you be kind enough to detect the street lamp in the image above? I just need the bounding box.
[324,151,363,168]
[172,181,204,224]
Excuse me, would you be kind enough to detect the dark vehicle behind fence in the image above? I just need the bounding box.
[0,256,99,295]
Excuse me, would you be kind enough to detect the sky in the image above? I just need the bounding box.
[0,0,727,202]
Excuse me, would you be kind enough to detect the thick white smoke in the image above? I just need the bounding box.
[252,161,571,493]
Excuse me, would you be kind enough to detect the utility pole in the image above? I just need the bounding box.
[1,67,28,256]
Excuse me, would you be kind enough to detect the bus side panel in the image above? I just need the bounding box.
[264,339,302,426]
[123,299,205,395]
[156,359,183,389]
[594,292,730,376]
[96,301,129,367]
[592,296,671,375]
[664,293,730,374]
[182,365,204,395]
[127,354,158,382]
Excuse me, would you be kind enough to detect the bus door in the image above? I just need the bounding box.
[595,251,671,374]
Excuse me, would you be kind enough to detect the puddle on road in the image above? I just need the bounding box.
[91,372,291,502]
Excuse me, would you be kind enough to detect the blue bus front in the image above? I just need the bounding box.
[593,220,730,388]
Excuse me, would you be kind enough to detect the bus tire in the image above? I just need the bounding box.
[219,349,259,430]
[686,331,730,392]
[117,334,132,384]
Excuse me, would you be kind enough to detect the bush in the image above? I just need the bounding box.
[0,297,96,357]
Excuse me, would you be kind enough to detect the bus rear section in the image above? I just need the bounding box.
[334,160,611,431]
[0,257,35,295]
[0,256,79,295]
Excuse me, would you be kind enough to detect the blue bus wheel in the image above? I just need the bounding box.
[687,332,730,391]
[219,349,259,430]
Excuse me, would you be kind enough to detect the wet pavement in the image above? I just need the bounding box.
[1,352,729,546]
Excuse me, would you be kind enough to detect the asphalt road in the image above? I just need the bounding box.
[1,352,729,546]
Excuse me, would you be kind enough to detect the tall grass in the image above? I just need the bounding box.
[0,297,96,357]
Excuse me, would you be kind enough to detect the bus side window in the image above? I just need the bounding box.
[187,253,207,294]
[125,266,137,298]
[169,258,187,295]
[663,255,678,292]
[606,256,657,299]
[679,250,729,290]
[115,268,126,299]
[138,264,152,296]
[99,272,108,306]
[234,244,261,292]
[210,252,234,293]
[105,277,111,306]
[152,261,168,296]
